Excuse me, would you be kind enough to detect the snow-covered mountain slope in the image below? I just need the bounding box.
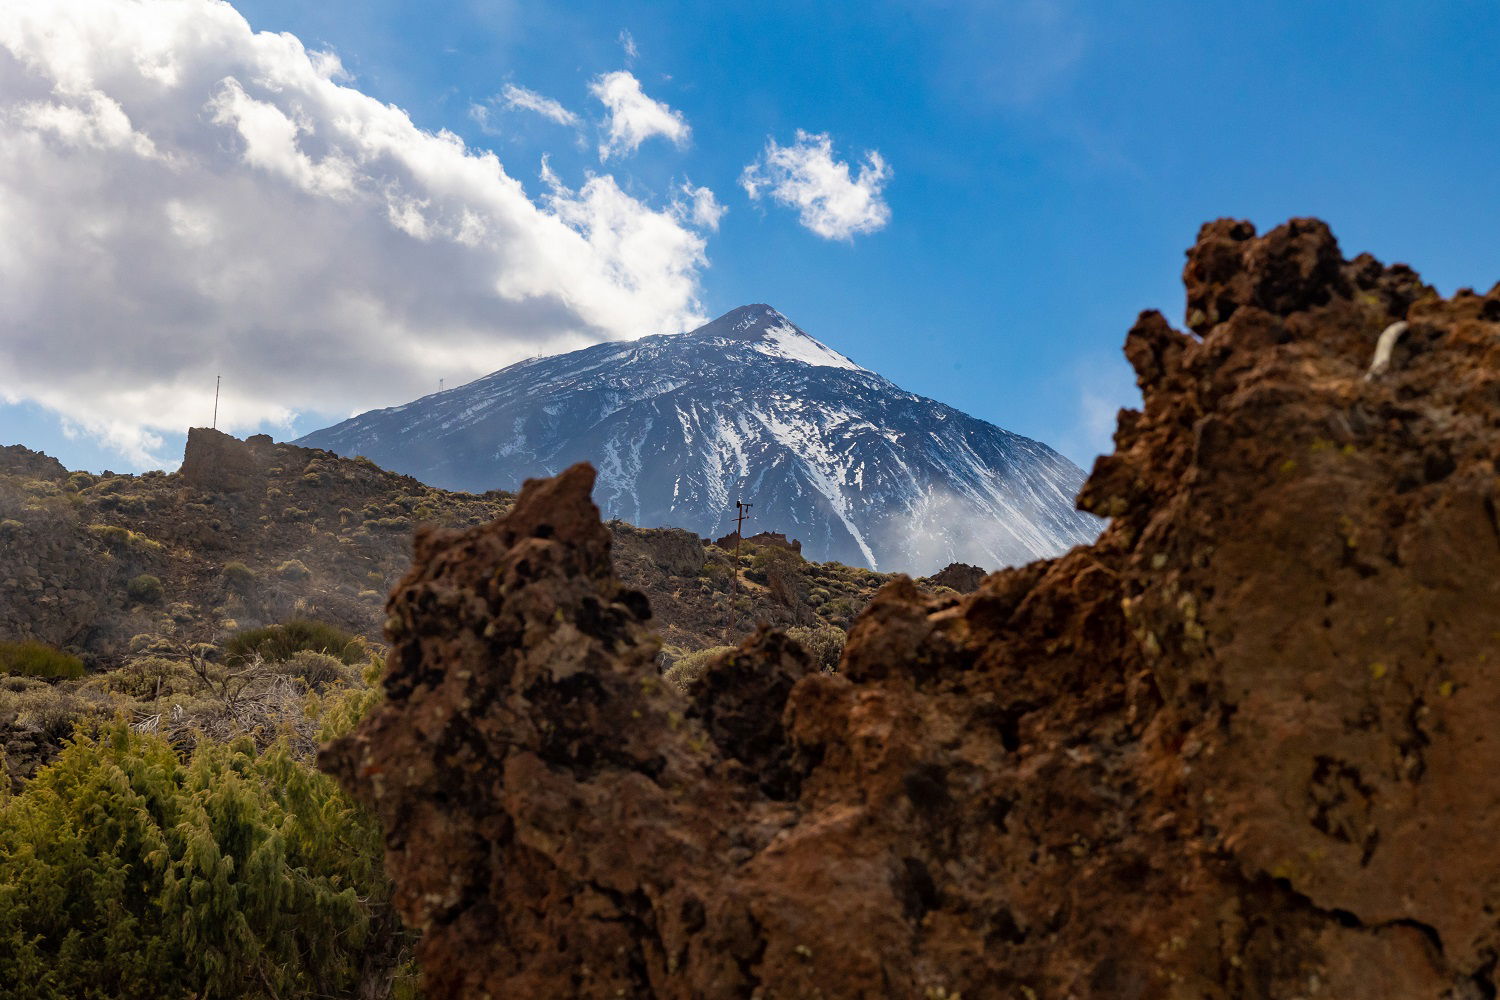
[296,305,1101,573]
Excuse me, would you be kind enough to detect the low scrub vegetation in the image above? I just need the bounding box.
[0,640,84,680]
[785,624,845,672]
[663,644,736,691]
[0,622,417,1000]
[0,720,418,1000]
[276,558,312,580]
[126,573,163,604]
[224,619,365,667]
[87,523,163,552]
[221,560,256,590]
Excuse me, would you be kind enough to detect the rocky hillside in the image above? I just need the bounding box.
[0,429,923,669]
[327,218,1500,998]
[297,304,1100,573]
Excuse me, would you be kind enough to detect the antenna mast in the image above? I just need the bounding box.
[728,500,752,639]
[212,375,221,429]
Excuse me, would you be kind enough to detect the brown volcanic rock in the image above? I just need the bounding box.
[178,426,270,492]
[322,465,769,998]
[1087,218,1500,978]
[715,530,802,555]
[325,219,1500,998]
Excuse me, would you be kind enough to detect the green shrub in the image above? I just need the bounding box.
[821,596,863,629]
[0,723,417,1000]
[97,493,147,514]
[106,656,190,698]
[278,650,355,691]
[785,625,846,672]
[0,640,84,680]
[663,645,736,692]
[127,632,172,655]
[126,574,163,604]
[224,620,364,667]
[89,524,163,553]
[87,523,130,546]
[703,560,734,588]
[222,561,256,591]
[0,679,96,742]
[84,475,127,495]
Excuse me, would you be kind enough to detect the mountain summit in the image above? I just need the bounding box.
[296,305,1100,572]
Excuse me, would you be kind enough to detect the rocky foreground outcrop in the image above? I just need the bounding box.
[323,217,1500,998]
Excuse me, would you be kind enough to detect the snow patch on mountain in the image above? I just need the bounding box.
[752,320,865,371]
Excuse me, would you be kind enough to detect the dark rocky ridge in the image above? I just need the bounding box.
[325,218,1500,998]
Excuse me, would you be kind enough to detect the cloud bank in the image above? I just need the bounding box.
[741,130,891,240]
[0,0,712,467]
[589,70,690,161]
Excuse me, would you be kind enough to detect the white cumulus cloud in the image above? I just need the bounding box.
[741,130,892,241]
[0,0,710,468]
[589,70,689,161]
[674,182,725,231]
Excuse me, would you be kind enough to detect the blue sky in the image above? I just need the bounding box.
[4,0,1500,473]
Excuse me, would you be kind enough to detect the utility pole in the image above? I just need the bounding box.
[212,375,221,429]
[439,378,444,393]
[728,500,752,638]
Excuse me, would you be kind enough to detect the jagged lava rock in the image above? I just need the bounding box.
[325,218,1500,998]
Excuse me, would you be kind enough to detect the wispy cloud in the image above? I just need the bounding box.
[619,29,638,63]
[499,83,579,126]
[0,0,709,467]
[589,70,689,161]
[741,130,891,241]
[469,82,580,136]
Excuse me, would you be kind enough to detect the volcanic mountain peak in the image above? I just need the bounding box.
[692,304,866,371]
[297,305,1099,573]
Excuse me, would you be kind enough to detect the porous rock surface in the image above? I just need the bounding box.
[324,218,1500,998]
